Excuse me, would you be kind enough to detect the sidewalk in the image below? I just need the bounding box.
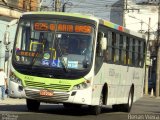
[142,94,160,101]
[0,97,26,105]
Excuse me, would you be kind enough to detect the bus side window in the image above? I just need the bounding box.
[103,33,109,61]
[114,34,120,63]
[128,38,133,65]
[140,41,145,67]
[121,36,127,65]
[119,35,123,64]
[126,37,129,65]
[135,40,139,66]
[107,31,112,62]
[112,32,116,62]
[132,39,135,66]
[96,32,104,56]
[129,38,133,65]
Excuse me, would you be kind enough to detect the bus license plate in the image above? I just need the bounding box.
[39,90,53,96]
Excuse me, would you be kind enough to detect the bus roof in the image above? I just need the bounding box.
[22,12,146,39]
[22,11,99,22]
[99,19,146,39]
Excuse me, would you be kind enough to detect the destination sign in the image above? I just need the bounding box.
[33,22,92,33]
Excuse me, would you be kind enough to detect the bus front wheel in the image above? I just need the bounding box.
[26,99,40,111]
[89,92,103,115]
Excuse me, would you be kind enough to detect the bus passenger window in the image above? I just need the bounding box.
[132,39,135,66]
[135,40,139,66]
[122,36,126,64]
[112,32,116,62]
[103,34,109,61]
[107,31,112,61]
[115,34,120,63]
[138,41,141,67]
[140,41,145,67]
[126,37,130,65]
[118,35,121,64]
[129,38,133,65]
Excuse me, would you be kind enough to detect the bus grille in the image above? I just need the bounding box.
[25,90,69,102]
[25,80,71,91]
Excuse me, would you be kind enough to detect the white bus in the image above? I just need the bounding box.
[7,12,146,115]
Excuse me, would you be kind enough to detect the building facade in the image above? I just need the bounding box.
[125,0,159,92]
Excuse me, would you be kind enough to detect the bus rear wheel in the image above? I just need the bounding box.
[122,89,134,112]
[26,99,40,111]
[89,93,103,115]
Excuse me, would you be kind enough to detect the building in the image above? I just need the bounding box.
[0,0,39,11]
[0,0,40,70]
[64,0,124,26]
[125,0,159,92]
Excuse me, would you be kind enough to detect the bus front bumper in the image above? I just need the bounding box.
[24,87,92,105]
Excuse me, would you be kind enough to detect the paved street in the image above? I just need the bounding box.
[0,95,160,120]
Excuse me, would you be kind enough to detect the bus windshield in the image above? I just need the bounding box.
[13,20,94,71]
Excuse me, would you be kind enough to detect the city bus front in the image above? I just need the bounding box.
[11,13,97,106]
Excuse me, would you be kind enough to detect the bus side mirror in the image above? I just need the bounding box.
[98,32,107,50]
[3,31,10,45]
[100,37,107,50]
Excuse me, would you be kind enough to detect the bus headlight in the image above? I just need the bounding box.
[72,82,90,90]
[10,72,22,85]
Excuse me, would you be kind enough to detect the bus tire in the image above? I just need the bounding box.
[89,92,103,115]
[26,99,40,111]
[122,88,134,112]
[112,104,122,111]
[63,103,81,109]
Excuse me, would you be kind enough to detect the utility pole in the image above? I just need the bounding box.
[156,3,160,97]
[123,0,140,27]
[145,17,151,95]
[123,0,126,27]
[124,0,140,12]
[55,0,61,12]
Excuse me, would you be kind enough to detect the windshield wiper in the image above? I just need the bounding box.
[56,40,69,73]
[29,52,39,67]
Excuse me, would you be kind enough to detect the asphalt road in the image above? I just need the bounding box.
[0,96,160,120]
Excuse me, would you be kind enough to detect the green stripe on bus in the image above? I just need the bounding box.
[14,70,85,91]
